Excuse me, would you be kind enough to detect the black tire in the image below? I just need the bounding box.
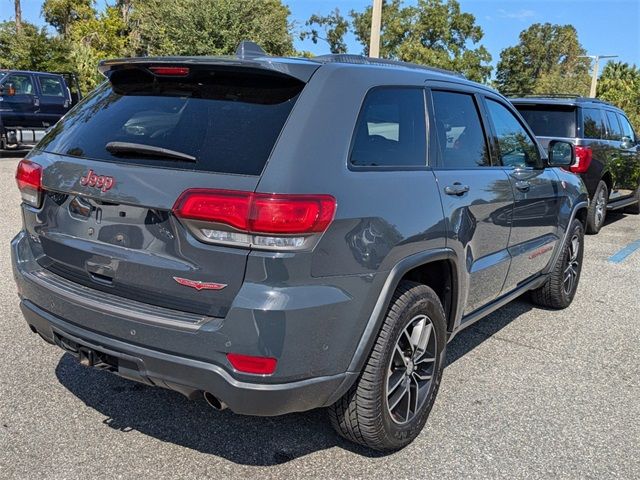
[531,218,584,309]
[586,180,608,234]
[623,187,640,214]
[328,281,447,451]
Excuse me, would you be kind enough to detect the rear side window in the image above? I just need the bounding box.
[617,113,636,142]
[582,108,606,139]
[431,90,490,168]
[486,99,540,168]
[515,105,576,138]
[350,88,426,167]
[38,67,305,175]
[38,76,65,97]
[605,111,623,140]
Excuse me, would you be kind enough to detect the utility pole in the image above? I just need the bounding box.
[14,0,22,34]
[580,54,618,97]
[369,0,383,58]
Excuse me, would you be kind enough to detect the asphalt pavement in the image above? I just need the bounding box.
[0,155,638,479]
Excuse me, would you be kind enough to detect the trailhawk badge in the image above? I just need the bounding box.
[173,277,227,291]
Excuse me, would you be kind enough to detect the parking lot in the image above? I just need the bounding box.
[0,154,638,479]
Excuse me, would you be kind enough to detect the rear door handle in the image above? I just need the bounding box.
[444,183,470,196]
[515,180,530,192]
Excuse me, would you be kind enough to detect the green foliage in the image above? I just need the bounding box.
[0,21,71,71]
[300,8,349,54]
[597,61,640,132]
[495,23,590,96]
[42,0,95,36]
[350,0,492,83]
[130,0,293,56]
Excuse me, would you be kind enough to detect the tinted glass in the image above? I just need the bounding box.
[582,108,605,139]
[515,105,576,138]
[350,88,426,167]
[617,113,636,142]
[605,111,623,140]
[432,91,489,168]
[38,67,304,175]
[5,74,34,95]
[39,76,65,97]
[486,99,540,168]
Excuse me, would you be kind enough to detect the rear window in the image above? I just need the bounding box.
[38,67,305,175]
[582,108,606,139]
[515,105,577,138]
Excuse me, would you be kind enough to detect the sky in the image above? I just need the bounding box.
[2,0,639,72]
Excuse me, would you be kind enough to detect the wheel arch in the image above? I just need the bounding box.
[345,248,460,376]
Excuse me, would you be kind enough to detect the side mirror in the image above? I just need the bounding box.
[2,83,16,96]
[621,136,634,149]
[548,140,575,167]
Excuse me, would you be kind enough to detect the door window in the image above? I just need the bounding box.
[486,99,540,168]
[605,111,623,140]
[350,88,427,167]
[431,91,490,168]
[617,114,636,143]
[582,108,606,139]
[38,76,65,97]
[4,74,34,95]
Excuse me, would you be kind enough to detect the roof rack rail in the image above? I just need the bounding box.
[507,94,615,106]
[311,54,466,78]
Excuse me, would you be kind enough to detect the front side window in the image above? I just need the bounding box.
[616,113,636,143]
[431,91,490,168]
[4,74,34,95]
[486,99,540,168]
[350,88,426,167]
[582,108,605,139]
[39,76,65,97]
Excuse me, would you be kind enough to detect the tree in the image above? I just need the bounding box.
[130,0,294,57]
[351,0,492,83]
[597,61,640,131]
[42,0,95,37]
[300,8,349,54]
[495,23,591,96]
[0,21,71,71]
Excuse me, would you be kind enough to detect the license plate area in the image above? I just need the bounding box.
[52,331,149,384]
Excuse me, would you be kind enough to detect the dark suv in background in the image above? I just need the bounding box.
[512,96,640,233]
[12,44,588,451]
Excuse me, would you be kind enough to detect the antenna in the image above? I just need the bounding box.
[236,41,266,59]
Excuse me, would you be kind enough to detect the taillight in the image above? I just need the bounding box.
[568,146,592,174]
[173,189,336,250]
[227,353,277,375]
[15,159,43,207]
[149,66,190,76]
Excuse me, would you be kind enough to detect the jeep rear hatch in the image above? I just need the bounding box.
[23,62,313,318]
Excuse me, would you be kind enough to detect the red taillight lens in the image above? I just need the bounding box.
[227,353,277,375]
[15,159,43,207]
[149,66,190,76]
[569,146,592,174]
[174,189,251,230]
[249,193,336,234]
[173,189,336,243]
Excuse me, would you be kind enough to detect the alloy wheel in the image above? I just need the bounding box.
[563,234,581,295]
[386,314,438,424]
[595,188,607,228]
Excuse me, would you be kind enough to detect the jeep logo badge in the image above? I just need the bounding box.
[80,169,114,192]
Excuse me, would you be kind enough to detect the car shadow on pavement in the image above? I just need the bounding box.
[54,298,535,465]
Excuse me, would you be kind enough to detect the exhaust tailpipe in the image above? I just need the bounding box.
[203,391,227,411]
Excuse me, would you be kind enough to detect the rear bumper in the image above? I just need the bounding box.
[20,300,353,416]
[1,126,46,147]
[11,231,361,416]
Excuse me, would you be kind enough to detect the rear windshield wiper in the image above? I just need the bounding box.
[105,141,196,162]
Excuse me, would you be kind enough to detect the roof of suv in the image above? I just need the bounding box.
[98,42,490,92]
[510,95,622,111]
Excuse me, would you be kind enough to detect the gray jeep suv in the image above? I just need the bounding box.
[11,45,588,451]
